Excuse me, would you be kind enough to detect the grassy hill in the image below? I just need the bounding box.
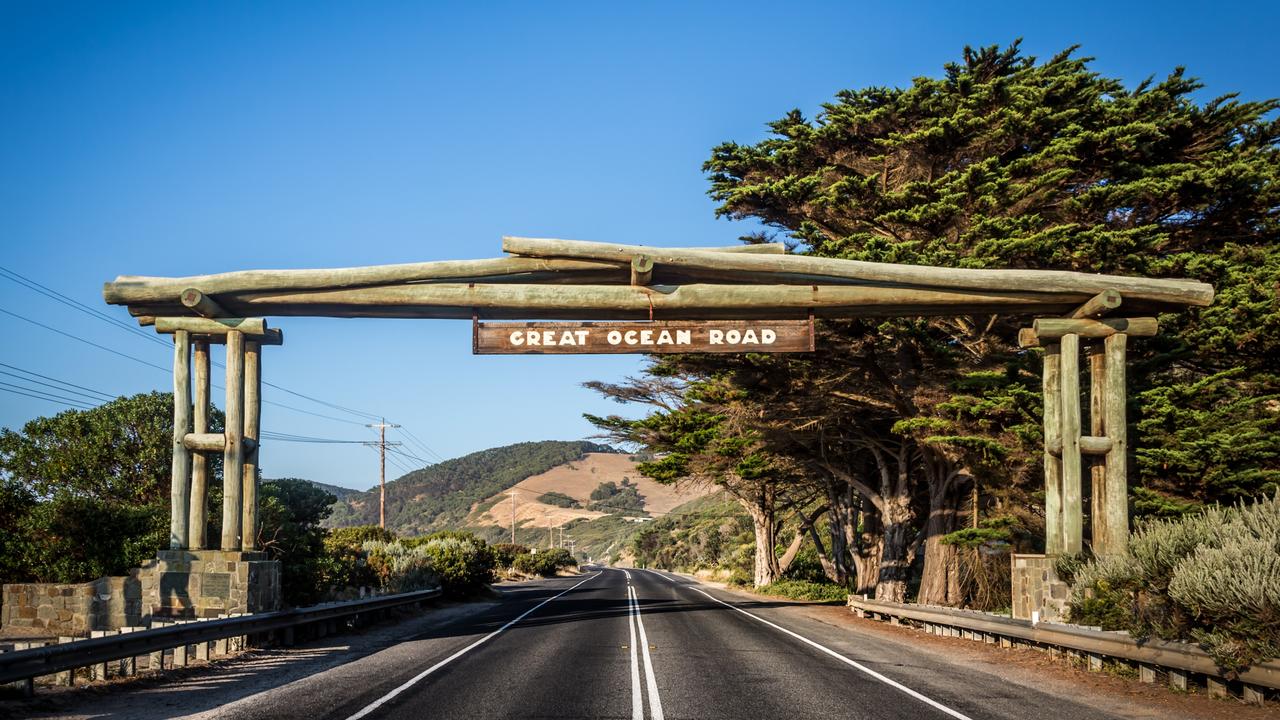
[304,479,365,501]
[323,440,613,534]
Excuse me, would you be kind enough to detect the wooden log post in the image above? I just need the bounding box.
[1102,333,1129,553]
[630,255,654,286]
[242,341,262,551]
[221,330,245,551]
[180,288,229,318]
[1067,290,1122,319]
[1060,333,1084,555]
[1089,346,1108,553]
[189,340,210,549]
[169,330,192,549]
[1042,342,1064,555]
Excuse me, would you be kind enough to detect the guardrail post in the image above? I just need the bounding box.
[196,634,211,662]
[172,623,188,668]
[1206,676,1228,698]
[120,627,142,676]
[1088,653,1103,672]
[1168,668,1188,691]
[89,630,110,680]
[1243,684,1266,706]
[149,621,167,671]
[1139,664,1156,683]
[53,637,76,686]
[5,643,35,697]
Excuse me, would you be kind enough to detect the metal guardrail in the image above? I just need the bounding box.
[0,586,441,686]
[848,596,1276,702]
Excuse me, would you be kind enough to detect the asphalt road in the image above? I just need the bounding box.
[197,566,1129,720]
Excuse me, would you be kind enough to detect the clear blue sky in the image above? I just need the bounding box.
[1,1,1276,490]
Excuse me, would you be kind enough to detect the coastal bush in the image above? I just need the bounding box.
[1067,494,1280,672]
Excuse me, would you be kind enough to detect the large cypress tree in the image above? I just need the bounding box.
[696,42,1279,603]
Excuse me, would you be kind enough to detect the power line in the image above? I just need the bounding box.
[399,427,447,462]
[0,305,370,427]
[0,362,117,401]
[0,381,98,410]
[1,268,384,425]
[0,306,171,373]
[0,265,171,349]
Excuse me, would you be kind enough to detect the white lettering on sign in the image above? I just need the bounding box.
[486,323,804,353]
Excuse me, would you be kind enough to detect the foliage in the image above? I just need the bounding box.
[0,392,221,583]
[587,40,1279,606]
[630,494,753,576]
[755,580,848,602]
[588,479,646,514]
[362,540,440,594]
[513,547,577,577]
[492,542,530,567]
[326,441,613,533]
[322,525,396,591]
[1068,494,1280,672]
[538,491,581,509]
[401,530,496,596]
[259,478,337,606]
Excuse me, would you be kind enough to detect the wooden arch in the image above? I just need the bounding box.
[104,237,1213,560]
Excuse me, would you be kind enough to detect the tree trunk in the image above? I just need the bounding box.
[742,501,780,587]
[851,498,882,595]
[917,462,966,606]
[876,494,914,602]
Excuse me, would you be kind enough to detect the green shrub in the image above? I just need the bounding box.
[322,525,398,592]
[492,543,530,567]
[362,541,440,593]
[405,532,496,596]
[514,548,576,576]
[538,492,580,509]
[1067,494,1280,672]
[755,580,848,602]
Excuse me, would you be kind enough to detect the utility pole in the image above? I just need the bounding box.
[508,489,517,544]
[365,419,401,529]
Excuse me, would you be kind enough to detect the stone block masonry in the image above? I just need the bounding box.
[3,550,279,636]
[1011,553,1070,622]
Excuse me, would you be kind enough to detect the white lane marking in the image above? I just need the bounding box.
[629,584,665,720]
[627,578,643,720]
[624,569,632,580]
[691,587,972,720]
[343,572,602,720]
[637,568,676,584]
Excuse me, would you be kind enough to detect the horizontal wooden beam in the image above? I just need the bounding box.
[1066,290,1122,319]
[502,237,1215,307]
[180,288,230,318]
[103,257,629,305]
[183,433,256,454]
[154,317,269,336]
[1032,317,1158,340]
[1048,435,1113,456]
[124,283,1095,322]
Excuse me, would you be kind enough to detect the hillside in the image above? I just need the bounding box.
[304,479,365,501]
[323,440,612,534]
[469,453,711,530]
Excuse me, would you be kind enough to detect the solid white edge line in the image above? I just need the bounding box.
[630,584,665,720]
[691,587,973,720]
[343,572,602,720]
[628,577,643,720]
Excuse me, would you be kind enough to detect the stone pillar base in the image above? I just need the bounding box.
[1011,553,1070,621]
[146,550,281,620]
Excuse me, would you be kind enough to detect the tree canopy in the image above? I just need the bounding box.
[591,42,1279,605]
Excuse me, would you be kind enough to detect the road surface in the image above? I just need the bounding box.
[173,566,1134,720]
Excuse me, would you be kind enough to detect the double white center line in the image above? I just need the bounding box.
[626,575,664,720]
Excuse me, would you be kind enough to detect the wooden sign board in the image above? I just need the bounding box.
[473,320,814,354]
